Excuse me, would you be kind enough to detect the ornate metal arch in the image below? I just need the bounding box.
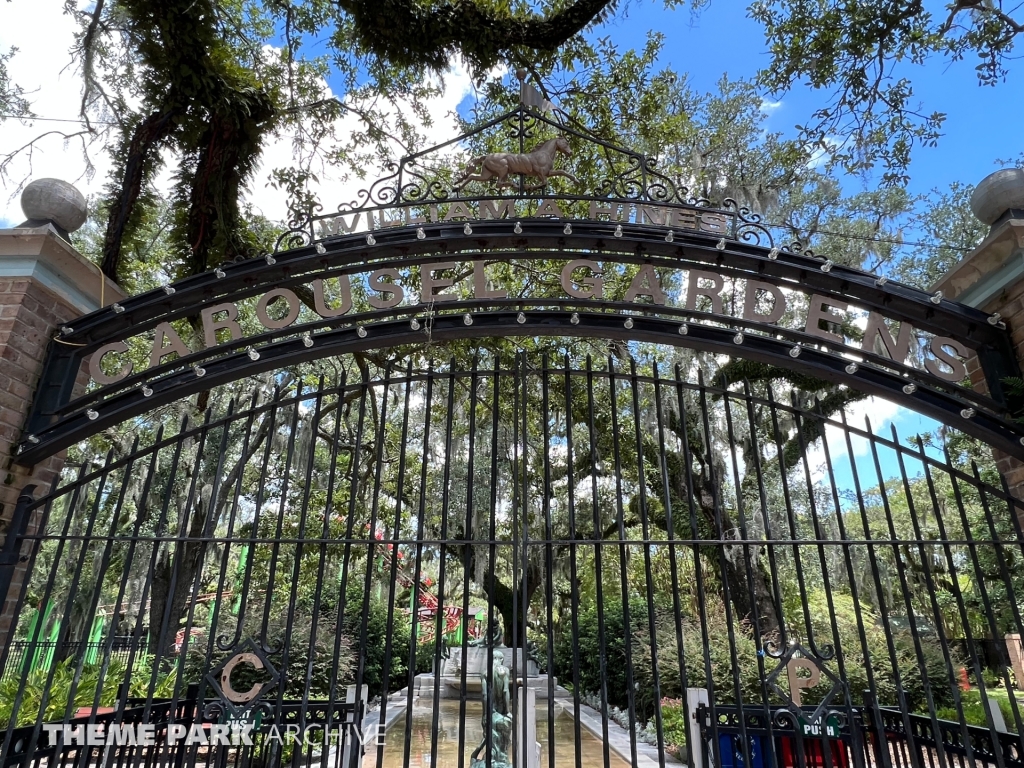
[16,216,1024,465]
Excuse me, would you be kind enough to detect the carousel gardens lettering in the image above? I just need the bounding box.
[88,255,970,388]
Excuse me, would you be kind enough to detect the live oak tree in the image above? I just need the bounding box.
[437,36,915,645]
[893,182,988,289]
[0,48,28,121]
[744,0,1024,183]
[17,0,975,677]
[46,0,620,286]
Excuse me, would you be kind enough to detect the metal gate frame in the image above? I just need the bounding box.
[2,356,1023,768]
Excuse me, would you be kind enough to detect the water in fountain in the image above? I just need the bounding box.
[366,701,629,768]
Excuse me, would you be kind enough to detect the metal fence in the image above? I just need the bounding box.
[698,701,1023,768]
[0,687,365,768]
[0,637,143,681]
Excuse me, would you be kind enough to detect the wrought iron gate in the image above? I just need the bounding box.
[2,356,1023,768]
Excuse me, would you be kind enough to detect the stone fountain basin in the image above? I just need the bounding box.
[441,646,539,680]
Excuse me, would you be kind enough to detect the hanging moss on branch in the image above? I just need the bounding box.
[73,0,617,285]
[91,0,278,281]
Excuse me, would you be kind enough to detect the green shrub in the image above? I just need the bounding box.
[891,630,960,712]
[127,654,179,699]
[627,589,964,715]
[416,637,442,674]
[340,586,411,696]
[553,598,644,711]
[658,698,688,747]
[558,587,966,726]
[175,584,402,700]
[0,659,125,728]
[630,601,763,713]
[281,635,353,700]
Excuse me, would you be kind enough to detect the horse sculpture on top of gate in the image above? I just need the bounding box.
[455,136,579,190]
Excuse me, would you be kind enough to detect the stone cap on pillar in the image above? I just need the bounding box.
[2,179,123,314]
[17,178,88,242]
[932,169,1024,312]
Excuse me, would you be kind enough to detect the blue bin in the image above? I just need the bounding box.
[717,733,768,768]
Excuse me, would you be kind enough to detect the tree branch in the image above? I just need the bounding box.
[101,107,178,280]
[334,0,618,70]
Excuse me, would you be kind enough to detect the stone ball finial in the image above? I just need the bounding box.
[971,168,1024,226]
[20,178,88,234]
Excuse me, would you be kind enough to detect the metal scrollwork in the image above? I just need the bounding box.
[772,707,802,730]
[761,636,788,659]
[286,200,323,232]
[205,637,281,719]
[783,240,817,259]
[508,110,537,142]
[764,642,846,732]
[340,166,403,213]
[400,164,449,203]
[811,640,837,661]
[274,228,311,253]
[723,199,775,247]
[279,102,758,253]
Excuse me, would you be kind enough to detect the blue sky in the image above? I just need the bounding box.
[451,1,1012,485]
[448,2,1021,200]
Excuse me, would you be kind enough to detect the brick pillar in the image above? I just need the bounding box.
[933,168,1024,505]
[0,217,123,647]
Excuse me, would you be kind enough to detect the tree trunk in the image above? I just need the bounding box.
[718,535,781,641]
[696,479,781,641]
[101,106,179,281]
[475,557,543,648]
[148,499,210,658]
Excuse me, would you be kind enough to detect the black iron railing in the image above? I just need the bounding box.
[0,694,365,768]
[2,358,1023,768]
[697,704,869,768]
[875,706,1022,768]
[697,703,1022,768]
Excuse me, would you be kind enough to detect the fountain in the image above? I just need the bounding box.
[416,617,553,701]
[365,700,628,768]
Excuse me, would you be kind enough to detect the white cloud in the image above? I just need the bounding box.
[802,395,904,482]
[801,395,942,490]
[0,2,113,226]
[759,99,783,113]
[246,64,475,223]
[0,3,477,232]
[807,136,840,170]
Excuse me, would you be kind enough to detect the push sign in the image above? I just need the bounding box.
[799,714,840,739]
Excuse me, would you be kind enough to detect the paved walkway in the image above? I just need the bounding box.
[549,689,685,768]
[378,684,685,768]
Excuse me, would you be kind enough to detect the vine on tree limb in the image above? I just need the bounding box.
[82,0,617,284]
